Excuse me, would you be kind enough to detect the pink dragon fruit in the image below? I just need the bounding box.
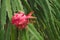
[11,11,34,29]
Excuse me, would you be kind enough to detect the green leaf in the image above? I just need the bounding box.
[28,23,44,40]
[10,0,17,12]
[14,0,24,11]
[0,0,6,40]
[11,25,17,40]
[5,23,11,40]
[6,0,12,20]
[1,0,6,26]
[18,29,29,40]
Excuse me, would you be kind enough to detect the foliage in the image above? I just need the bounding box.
[0,0,60,40]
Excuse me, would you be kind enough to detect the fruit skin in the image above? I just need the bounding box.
[11,11,34,29]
